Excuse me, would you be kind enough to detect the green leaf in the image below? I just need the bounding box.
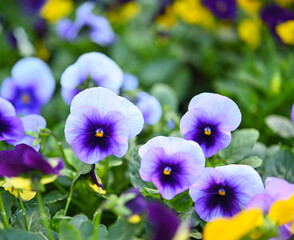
[240,156,263,168]
[25,130,38,138]
[190,230,202,239]
[11,202,50,232]
[219,129,259,163]
[0,229,43,240]
[263,149,294,183]
[64,148,83,171]
[44,190,67,204]
[69,214,88,229]
[80,221,107,240]
[108,219,140,240]
[0,190,12,224]
[178,207,200,227]
[59,221,82,240]
[265,115,294,138]
[166,191,193,213]
[142,187,160,198]
[150,83,179,111]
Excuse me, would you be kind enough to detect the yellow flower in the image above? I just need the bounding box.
[237,0,262,16]
[276,20,294,45]
[275,0,294,7]
[1,180,36,201]
[203,208,264,240]
[107,2,140,24]
[237,19,261,49]
[156,6,177,29]
[268,194,294,226]
[173,0,215,29]
[40,0,73,23]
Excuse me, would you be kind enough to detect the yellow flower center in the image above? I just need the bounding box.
[163,167,171,175]
[204,127,212,136]
[218,188,226,196]
[95,129,104,138]
[21,94,30,104]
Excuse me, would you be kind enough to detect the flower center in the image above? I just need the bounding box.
[95,128,104,138]
[204,127,212,136]
[218,188,226,196]
[21,93,30,104]
[163,166,171,175]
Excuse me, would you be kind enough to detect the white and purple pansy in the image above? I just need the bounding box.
[64,87,144,164]
[189,164,264,222]
[61,52,123,105]
[1,57,55,115]
[139,136,206,200]
[180,92,241,157]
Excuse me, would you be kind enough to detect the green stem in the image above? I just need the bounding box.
[42,130,72,169]
[93,207,103,240]
[0,192,9,229]
[103,157,110,190]
[17,190,28,231]
[37,190,54,240]
[64,185,74,216]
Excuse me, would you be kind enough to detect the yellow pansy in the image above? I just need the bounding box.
[237,19,261,49]
[268,194,294,226]
[203,208,264,240]
[156,6,177,29]
[237,0,262,16]
[173,0,215,29]
[108,2,140,24]
[1,180,36,201]
[40,0,73,23]
[276,20,294,45]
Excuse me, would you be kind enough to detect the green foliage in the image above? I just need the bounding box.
[265,115,294,138]
[0,229,43,240]
[0,189,13,225]
[108,219,141,240]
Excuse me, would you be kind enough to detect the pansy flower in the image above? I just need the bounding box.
[139,136,205,200]
[64,87,144,164]
[121,73,139,92]
[57,2,116,46]
[180,92,241,158]
[1,57,55,115]
[61,52,123,104]
[0,97,24,144]
[136,92,162,125]
[189,164,264,222]
[247,177,294,240]
[13,114,46,151]
[0,144,63,200]
[202,0,237,20]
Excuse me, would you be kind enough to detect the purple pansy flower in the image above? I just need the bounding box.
[61,52,123,105]
[65,87,144,164]
[148,202,181,240]
[0,97,24,144]
[139,136,205,200]
[1,57,55,115]
[0,144,63,178]
[202,0,236,20]
[291,104,294,123]
[57,2,116,46]
[136,92,162,125]
[260,4,294,41]
[180,92,241,158]
[189,164,264,222]
[121,73,139,92]
[247,177,294,240]
[13,114,46,151]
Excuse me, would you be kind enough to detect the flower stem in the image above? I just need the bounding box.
[103,157,110,189]
[93,206,104,240]
[64,185,74,216]
[37,190,54,240]
[41,130,72,169]
[0,192,9,229]
[17,190,28,231]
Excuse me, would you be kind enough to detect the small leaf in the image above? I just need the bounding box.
[190,230,202,239]
[219,129,259,163]
[108,219,140,240]
[0,190,12,224]
[59,221,82,240]
[266,115,294,138]
[69,214,88,229]
[44,190,67,204]
[179,207,200,227]
[0,229,42,240]
[240,156,263,168]
[25,130,38,138]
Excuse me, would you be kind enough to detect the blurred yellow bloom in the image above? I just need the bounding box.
[1,179,36,201]
[108,2,140,24]
[237,0,262,16]
[276,20,294,45]
[268,194,294,226]
[40,0,73,23]
[203,208,264,240]
[156,6,177,29]
[172,221,190,240]
[237,19,261,49]
[275,0,294,6]
[36,40,50,61]
[173,0,215,29]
